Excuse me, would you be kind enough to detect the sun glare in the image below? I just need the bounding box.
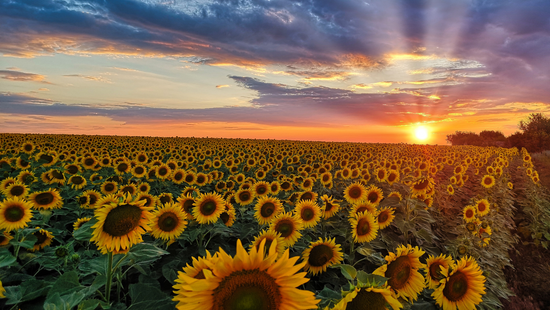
[415,126,429,141]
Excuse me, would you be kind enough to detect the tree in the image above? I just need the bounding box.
[515,113,550,152]
[519,113,550,134]
[446,131,482,146]
[479,130,506,146]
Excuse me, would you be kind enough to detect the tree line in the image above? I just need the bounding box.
[446,113,550,153]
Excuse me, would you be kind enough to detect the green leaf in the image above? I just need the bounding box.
[47,270,82,298]
[356,271,388,287]
[128,243,169,264]
[0,248,17,267]
[73,218,98,242]
[10,233,38,249]
[127,283,176,310]
[78,299,101,310]
[411,301,438,310]
[79,255,107,276]
[316,286,341,300]
[332,264,357,281]
[4,279,52,305]
[162,260,179,284]
[44,291,87,310]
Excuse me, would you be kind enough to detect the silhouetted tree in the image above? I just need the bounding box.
[446,131,482,146]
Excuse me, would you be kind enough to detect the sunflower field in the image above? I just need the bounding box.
[0,133,549,310]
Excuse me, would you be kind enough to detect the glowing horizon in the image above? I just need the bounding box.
[1,0,550,144]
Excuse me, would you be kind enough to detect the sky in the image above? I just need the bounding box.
[1,0,550,144]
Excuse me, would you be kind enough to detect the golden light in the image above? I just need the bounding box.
[415,126,429,141]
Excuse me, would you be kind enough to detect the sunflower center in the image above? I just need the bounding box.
[78,196,88,205]
[72,176,84,185]
[68,165,79,174]
[35,192,54,205]
[388,174,396,182]
[117,163,129,172]
[325,202,333,212]
[24,144,33,151]
[301,192,313,200]
[183,200,194,214]
[429,262,444,281]
[214,269,281,310]
[301,208,314,221]
[465,209,474,218]
[221,212,230,224]
[378,212,389,223]
[274,220,294,238]
[367,192,379,204]
[256,238,274,253]
[356,218,371,236]
[378,171,385,179]
[323,175,330,182]
[260,203,276,218]
[159,195,171,204]
[197,176,205,183]
[281,182,290,190]
[478,203,486,212]
[105,183,115,192]
[385,256,412,290]
[158,212,179,232]
[135,167,144,174]
[239,192,250,202]
[34,231,49,245]
[159,168,168,176]
[443,271,469,302]
[345,289,387,310]
[40,154,54,163]
[257,186,267,194]
[5,205,25,222]
[484,177,492,185]
[414,179,430,190]
[52,170,64,179]
[200,200,217,216]
[84,158,95,166]
[10,185,25,196]
[89,195,98,205]
[103,204,143,237]
[349,187,362,199]
[174,172,183,181]
[308,244,333,267]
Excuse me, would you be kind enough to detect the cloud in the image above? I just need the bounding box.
[63,74,112,83]
[216,84,229,88]
[0,70,52,84]
[38,88,50,91]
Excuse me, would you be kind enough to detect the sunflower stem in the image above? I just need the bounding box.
[106,251,114,304]
[13,230,22,259]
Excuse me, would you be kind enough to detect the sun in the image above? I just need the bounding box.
[414,126,429,141]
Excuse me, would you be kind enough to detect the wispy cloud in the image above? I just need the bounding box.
[216,85,229,88]
[63,74,112,83]
[0,70,52,84]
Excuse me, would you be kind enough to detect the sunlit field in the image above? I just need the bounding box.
[0,133,549,310]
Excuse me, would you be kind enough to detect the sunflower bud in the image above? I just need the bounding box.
[55,247,68,258]
[458,245,468,255]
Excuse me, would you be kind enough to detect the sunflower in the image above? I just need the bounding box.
[254,196,283,225]
[253,181,271,197]
[268,211,303,247]
[0,197,34,232]
[332,286,402,310]
[68,175,87,190]
[373,244,426,302]
[155,164,172,180]
[425,254,455,289]
[151,202,188,242]
[90,193,154,254]
[350,211,379,243]
[21,141,36,154]
[269,181,281,195]
[195,173,209,186]
[365,185,384,205]
[17,170,35,185]
[114,160,131,175]
[28,228,54,252]
[250,230,286,257]
[447,184,454,195]
[4,181,29,199]
[320,195,340,219]
[182,186,200,197]
[507,182,514,190]
[294,200,321,228]
[176,193,195,220]
[73,217,92,231]
[28,189,63,210]
[82,190,102,209]
[350,201,377,218]
[100,181,118,195]
[480,175,495,188]
[376,167,387,182]
[16,157,31,170]
[298,190,318,202]
[235,189,255,206]
[410,177,434,197]
[320,172,333,187]
[172,239,319,310]
[377,207,395,229]
[344,182,368,204]
[157,192,173,206]
[220,202,236,227]
[131,165,148,179]
[0,177,17,192]
[0,231,13,246]
[302,237,343,275]
[463,206,477,223]
[280,180,293,191]
[387,191,403,201]
[387,170,400,186]
[193,192,225,224]
[432,256,486,310]
[475,199,490,217]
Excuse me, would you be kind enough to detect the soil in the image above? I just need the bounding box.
[502,153,550,309]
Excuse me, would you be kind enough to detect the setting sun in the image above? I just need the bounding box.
[415,126,429,141]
